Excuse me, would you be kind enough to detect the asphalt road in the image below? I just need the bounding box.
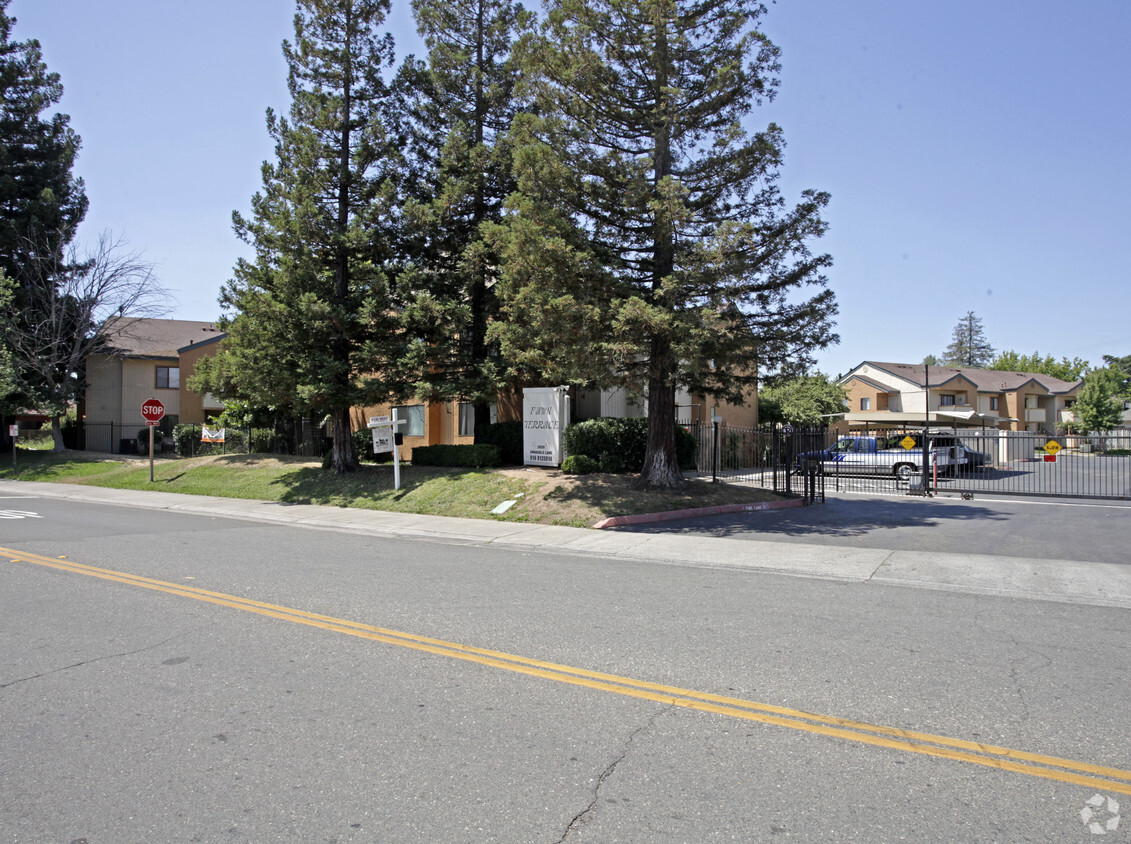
[619,491,1131,566]
[2,493,1129,842]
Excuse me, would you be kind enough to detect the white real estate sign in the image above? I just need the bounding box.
[523,386,570,467]
[370,415,394,454]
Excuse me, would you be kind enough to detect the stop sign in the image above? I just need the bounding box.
[141,398,165,425]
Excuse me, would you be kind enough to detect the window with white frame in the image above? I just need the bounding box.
[940,394,956,407]
[989,397,999,411]
[860,397,871,411]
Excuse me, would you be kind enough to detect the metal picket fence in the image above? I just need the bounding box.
[76,417,329,459]
[686,423,1131,501]
[684,422,827,504]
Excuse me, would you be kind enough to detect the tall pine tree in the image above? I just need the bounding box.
[219,0,408,473]
[494,0,836,487]
[943,311,995,368]
[0,0,87,285]
[397,0,530,430]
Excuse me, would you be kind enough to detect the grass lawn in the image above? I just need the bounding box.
[0,450,787,528]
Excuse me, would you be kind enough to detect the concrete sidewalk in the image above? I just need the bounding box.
[4,478,1130,610]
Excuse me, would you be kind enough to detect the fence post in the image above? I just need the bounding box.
[711,418,719,482]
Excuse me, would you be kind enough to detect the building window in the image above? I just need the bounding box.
[392,405,426,437]
[458,403,497,437]
[458,403,475,437]
[156,366,180,389]
[1025,396,1038,409]
[989,397,999,411]
[940,394,956,407]
[860,397,871,411]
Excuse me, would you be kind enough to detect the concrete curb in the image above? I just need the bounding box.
[593,497,804,529]
[4,479,1130,609]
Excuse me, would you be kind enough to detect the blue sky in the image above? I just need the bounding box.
[11,0,1131,379]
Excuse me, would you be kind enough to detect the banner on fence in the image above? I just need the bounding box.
[201,426,226,443]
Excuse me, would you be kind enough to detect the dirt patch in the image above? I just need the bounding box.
[492,466,785,526]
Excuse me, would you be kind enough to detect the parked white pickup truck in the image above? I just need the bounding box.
[796,434,963,480]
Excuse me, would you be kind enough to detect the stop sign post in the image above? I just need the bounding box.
[141,398,165,481]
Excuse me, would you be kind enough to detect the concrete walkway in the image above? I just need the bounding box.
[3,478,1130,610]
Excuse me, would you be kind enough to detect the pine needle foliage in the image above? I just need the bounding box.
[218,0,416,474]
[490,0,837,487]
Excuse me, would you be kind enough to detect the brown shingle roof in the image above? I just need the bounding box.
[101,317,224,359]
[863,361,1082,394]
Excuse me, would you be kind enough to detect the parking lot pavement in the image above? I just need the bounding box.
[615,491,1131,566]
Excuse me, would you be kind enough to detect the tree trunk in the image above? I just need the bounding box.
[636,341,685,489]
[636,17,682,491]
[329,405,358,474]
[51,414,66,452]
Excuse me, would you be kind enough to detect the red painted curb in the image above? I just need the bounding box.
[593,497,804,529]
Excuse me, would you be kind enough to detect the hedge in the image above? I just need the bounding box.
[562,454,599,474]
[475,419,523,465]
[563,417,696,472]
[410,443,501,468]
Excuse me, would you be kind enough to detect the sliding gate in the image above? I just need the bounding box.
[688,424,1131,501]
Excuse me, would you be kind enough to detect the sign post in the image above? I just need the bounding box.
[368,413,408,490]
[141,398,165,482]
[8,424,17,473]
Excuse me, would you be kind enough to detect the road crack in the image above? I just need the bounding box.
[0,629,201,689]
[557,706,666,842]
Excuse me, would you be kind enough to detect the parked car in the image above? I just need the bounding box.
[796,435,957,480]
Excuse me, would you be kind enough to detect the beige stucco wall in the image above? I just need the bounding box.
[178,341,225,425]
[353,399,475,458]
[84,355,179,425]
[843,377,888,414]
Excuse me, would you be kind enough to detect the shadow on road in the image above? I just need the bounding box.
[618,494,1010,539]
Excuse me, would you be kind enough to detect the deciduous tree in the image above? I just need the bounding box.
[1073,368,1123,436]
[0,231,167,450]
[492,0,836,488]
[758,373,846,426]
[1102,354,1130,397]
[0,274,17,417]
[990,350,1088,382]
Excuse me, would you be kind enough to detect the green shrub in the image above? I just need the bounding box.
[598,451,624,473]
[563,418,697,471]
[172,424,200,457]
[248,427,276,453]
[562,454,599,474]
[350,427,395,463]
[475,419,523,465]
[410,443,501,468]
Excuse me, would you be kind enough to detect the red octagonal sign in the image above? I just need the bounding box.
[141,398,165,425]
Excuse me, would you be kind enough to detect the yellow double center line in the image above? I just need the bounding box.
[5,545,1130,796]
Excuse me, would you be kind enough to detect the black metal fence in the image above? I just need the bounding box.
[687,423,1131,501]
[76,417,329,459]
[684,422,827,504]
